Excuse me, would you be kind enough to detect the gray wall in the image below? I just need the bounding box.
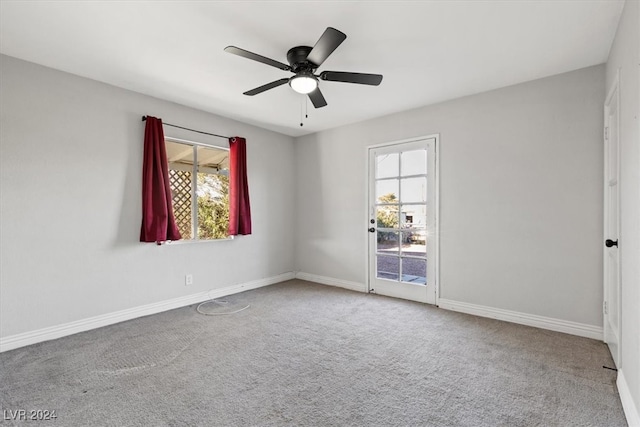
[295,65,605,327]
[0,55,296,338]
[606,0,640,419]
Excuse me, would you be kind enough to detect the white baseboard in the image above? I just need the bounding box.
[438,298,603,340]
[295,272,367,293]
[0,272,295,353]
[618,369,640,427]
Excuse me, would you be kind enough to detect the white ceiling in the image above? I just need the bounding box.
[0,1,624,137]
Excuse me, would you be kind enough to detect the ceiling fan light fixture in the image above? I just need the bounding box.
[289,74,318,94]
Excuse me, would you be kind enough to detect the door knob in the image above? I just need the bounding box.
[605,239,618,248]
[368,227,375,233]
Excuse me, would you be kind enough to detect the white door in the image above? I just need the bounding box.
[368,137,438,304]
[603,81,621,367]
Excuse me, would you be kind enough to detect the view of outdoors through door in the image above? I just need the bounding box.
[376,150,427,283]
[369,138,436,304]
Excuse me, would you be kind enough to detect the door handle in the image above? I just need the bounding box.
[368,227,375,233]
[605,239,618,248]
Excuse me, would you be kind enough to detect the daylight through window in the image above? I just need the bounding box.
[166,139,230,241]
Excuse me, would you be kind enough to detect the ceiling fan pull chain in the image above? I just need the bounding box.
[300,96,304,127]
[305,97,309,119]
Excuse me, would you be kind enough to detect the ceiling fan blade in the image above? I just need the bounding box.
[243,78,290,96]
[308,88,328,108]
[306,27,347,67]
[224,46,291,71]
[320,71,383,86]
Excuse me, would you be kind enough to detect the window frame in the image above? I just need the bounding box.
[165,136,233,244]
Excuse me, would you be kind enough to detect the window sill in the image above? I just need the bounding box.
[157,236,234,245]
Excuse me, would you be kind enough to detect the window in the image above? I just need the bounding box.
[165,138,230,241]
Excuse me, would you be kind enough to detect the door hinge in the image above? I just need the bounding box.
[604,126,609,141]
[603,300,608,315]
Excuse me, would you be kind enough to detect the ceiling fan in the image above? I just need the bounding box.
[224,27,383,108]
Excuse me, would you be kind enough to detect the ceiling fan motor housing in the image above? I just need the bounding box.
[287,46,316,72]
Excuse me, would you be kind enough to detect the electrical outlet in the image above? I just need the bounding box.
[185,274,193,286]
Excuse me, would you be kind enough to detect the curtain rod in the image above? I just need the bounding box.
[141,116,230,140]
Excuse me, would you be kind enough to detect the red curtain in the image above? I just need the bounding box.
[228,137,252,235]
[140,116,181,243]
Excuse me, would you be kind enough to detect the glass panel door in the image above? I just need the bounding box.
[368,138,437,304]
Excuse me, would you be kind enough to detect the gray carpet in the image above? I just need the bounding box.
[0,280,627,426]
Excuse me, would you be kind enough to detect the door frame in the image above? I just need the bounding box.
[603,71,621,366]
[365,134,440,305]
